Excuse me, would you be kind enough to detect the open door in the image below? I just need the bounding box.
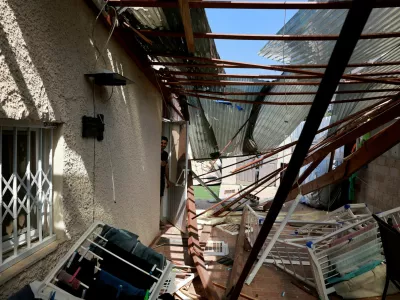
[163,121,188,232]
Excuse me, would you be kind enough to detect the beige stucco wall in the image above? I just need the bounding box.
[0,0,162,297]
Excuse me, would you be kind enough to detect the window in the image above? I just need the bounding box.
[1,125,56,272]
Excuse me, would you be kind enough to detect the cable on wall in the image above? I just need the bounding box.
[90,2,119,221]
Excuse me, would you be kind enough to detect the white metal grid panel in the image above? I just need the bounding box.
[244,203,376,297]
[204,240,229,256]
[1,126,55,271]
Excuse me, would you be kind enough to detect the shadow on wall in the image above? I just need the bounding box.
[0,0,161,243]
[0,18,40,120]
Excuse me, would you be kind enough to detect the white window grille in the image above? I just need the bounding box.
[216,223,253,236]
[204,241,229,256]
[1,125,56,272]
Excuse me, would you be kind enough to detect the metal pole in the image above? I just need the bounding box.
[27,128,31,248]
[184,121,189,217]
[228,1,374,298]
[174,88,400,96]
[12,127,18,256]
[49,129,53,236]
[38,128,43,242]
[0,126,2,264]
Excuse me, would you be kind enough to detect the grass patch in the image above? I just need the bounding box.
[193,185,220,200]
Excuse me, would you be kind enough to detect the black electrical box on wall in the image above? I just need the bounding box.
[82,115,104,141]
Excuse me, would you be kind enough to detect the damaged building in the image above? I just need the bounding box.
[1,0,400,299]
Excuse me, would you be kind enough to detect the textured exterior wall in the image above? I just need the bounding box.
[355,143,400,213]
[0,0,162,297]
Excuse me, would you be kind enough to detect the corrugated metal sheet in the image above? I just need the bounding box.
[252,82,314,151]
[187,100,218,159]
[259,7,400,66]
[198,78,264,156]
[259,5,400,141]
[130,7,169,30]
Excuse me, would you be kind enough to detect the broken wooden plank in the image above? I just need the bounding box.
[187,167,220,300]
[224,208,248,298]
[286,119,400,201]
[177,0,195,53]
[303,100,400,165]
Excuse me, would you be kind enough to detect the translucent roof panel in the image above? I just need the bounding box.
[259,4,400,146]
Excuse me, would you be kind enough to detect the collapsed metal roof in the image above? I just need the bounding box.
[118,5,317,159]
[259,5,400,135]
[108,1,400,159]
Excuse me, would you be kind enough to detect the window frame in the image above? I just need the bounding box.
[0,123,56,272]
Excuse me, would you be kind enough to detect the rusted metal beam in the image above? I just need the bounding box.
[158,71,321,79]
[236,98,394,174]
[177,0,195,53]
[165,79,367,86]
[123,21,153,45]
[196,99,392,188]
[262,98,400,210]
[172,88,400,97]
[303,101,400,166]
[286,119,400,202]
[212,169,282,217]
[152,54,400,69]
[158,70,400,79]
[156,58,400,85]
[140,30,400,41]
[196,98,386,183]
[193,155,256,180]
[355,70,400,77]
[196,98,391,183]
[192,167,283,220]
[230,1,374,297]
[292,155,327,191]
[109,0,400,9]
[186,168,220,300]
[178,92,390,105]
[220,177,282,217]
[233,98,392,173]
[220,175,281,217]
[154,63,239,68]
[204,153,292,185]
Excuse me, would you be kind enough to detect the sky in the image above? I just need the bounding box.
[205,8,298,75]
